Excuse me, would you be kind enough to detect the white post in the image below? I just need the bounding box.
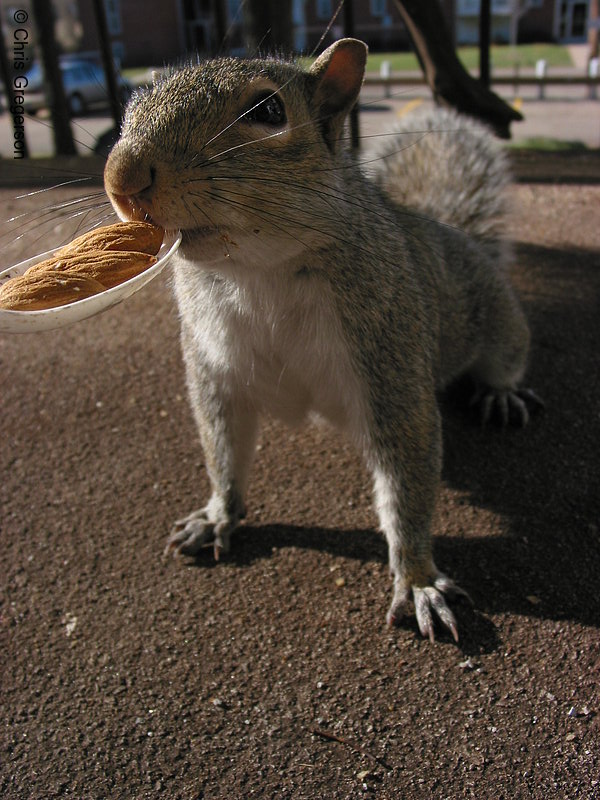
[380,60,391,98]
[535,58,547,99]
[589,57,599,100]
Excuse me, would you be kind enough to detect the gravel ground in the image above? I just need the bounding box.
[1,176,599,800]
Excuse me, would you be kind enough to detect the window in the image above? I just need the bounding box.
[103,0,122,36]
[457,0,479,14]
[572,2,588,36]
[316,0,332,20]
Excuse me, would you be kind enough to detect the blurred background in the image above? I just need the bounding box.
[0,1,598,157]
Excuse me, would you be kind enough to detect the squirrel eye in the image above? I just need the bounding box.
[245,92,287,126]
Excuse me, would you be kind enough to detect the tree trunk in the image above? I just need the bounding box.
[393,0,522,138]
[212,0,229,54]
[479,0,491,88]
[91,0,123,128]
[31,0,77,155]
[243,0,293,55]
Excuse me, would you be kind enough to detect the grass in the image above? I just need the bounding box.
[122,67,153,82]
[364,43,573,73]
[129,44,573,83]
[507,137,588,151]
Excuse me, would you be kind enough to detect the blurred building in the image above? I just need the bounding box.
[455,1,590,45]
[64,1,594,67]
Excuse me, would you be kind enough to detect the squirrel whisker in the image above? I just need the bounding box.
[0,194,112,251]
[203,185,440,272]
[1,191,107,229]
[206,173,459,259]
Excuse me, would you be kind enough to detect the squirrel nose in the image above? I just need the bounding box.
[104,143,155,218]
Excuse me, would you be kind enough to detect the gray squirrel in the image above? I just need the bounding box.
[104,39,541,641]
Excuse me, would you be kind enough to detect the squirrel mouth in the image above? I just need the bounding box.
[109,193,157,225]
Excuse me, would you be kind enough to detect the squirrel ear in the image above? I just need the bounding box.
[309,38,368,149]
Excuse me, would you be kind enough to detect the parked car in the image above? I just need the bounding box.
[23,57,132,116]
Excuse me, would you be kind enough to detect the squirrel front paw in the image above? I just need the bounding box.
[164,493,245,561]
[470,386,544,428]
[387,568,470,642]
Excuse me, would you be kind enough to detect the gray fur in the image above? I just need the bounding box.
[104,39,537,640]
[370,105,511,240]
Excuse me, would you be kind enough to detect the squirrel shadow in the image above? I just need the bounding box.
[439,240,600,630]
[189,521,500,653]
[187,240,599,644]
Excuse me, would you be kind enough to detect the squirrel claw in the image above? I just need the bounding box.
[518,387,545,410]
[470,386,544,428]
[417,586,459,642]
[164,506,233,560]
[388,572,467,643]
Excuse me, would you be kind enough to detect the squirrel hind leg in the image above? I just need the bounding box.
[467,341,545,427]
[466,289,543,427]
[469,385,545,428]
[467,338,544,427]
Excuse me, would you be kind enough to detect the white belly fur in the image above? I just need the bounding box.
[172,253,369,441]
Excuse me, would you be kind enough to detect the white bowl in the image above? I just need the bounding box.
[0,229,181,333]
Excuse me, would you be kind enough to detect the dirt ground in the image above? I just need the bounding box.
[1,171,599,799]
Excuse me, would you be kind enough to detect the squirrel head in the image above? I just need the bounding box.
[104,39,367,263]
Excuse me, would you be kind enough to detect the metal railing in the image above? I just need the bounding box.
[366,58,600,100]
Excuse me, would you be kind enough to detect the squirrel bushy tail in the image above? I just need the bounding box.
[370,105,511,244]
